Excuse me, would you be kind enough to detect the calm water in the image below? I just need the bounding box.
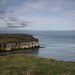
[34,36,75,61]
[0,35,75,62]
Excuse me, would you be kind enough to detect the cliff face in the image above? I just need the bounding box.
[0,34,39,51]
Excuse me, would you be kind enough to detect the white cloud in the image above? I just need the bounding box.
[67,10,75,17]
[23,0,63,11]
[24,0,47,10]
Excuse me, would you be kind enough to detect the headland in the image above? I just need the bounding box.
[0,34,39,51]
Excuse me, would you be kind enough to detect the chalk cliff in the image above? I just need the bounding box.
[0,34,39,51]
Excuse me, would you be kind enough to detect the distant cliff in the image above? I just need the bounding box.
[0,34,39,51]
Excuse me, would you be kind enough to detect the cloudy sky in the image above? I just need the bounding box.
[0,0,75,31]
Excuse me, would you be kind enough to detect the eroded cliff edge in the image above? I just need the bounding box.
[0,34,39,51]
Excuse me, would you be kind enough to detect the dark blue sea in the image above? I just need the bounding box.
[0,35,75,62]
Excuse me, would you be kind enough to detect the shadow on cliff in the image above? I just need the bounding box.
[0,47,40,56]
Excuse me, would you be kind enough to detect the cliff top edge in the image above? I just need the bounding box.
[0,34,39,44]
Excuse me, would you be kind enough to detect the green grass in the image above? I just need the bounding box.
[0,34,30,37]
[0,54,75,75]
[0,34,15,37]
[0,34,38,44]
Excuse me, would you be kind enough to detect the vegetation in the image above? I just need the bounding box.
[0,34,38,43]
[0,34,33,37]
[0,54,75,75]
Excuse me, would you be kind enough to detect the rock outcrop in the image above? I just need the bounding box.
[0,34,39,51]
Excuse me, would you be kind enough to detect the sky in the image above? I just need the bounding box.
[0,0,75,31]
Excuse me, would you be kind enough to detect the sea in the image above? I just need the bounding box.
[0,34,75,62]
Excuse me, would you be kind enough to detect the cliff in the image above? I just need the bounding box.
[0,34,39,51]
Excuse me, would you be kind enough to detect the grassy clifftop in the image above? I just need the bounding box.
[0,34,38,43]
[0,54,75,75]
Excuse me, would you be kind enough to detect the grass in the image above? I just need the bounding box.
[0,54,75,75]
[0,34,32,37]
[0,34,38,44]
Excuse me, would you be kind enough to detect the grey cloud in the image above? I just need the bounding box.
[6,19,31,28]
[0,13,32,29]
[7,25,22,28]
[0,10,7,20]
[0,10,14,21]
[0,0,17,5]
[8,17,18,21]
[0,28,24,34]
[0,10,6,14]
[20,21,29,26]
[0,1,32,29]
[0,0,9,5]
[0,16,5,19]
[9,11,13,13]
